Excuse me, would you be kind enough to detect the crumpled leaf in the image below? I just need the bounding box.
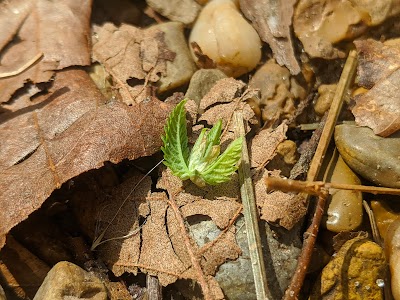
[92,22,175,105]
[240,0,300,75]
[255,170,307,229]
[0,69,171,249]
[0,0,92,103]
[353,39,400,136]
[199,78,246,111]
[198,79,258,148]
[249,123,288,168]
[95,168,241,286]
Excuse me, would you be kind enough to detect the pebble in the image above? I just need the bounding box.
[249,59,306,126]
[310,237,386,299]
[154,22,197,93]
[385,218,400,300]
[314,84,336,116]
[146,0,201,25]
[185,69,227,105]
[334,124,400,188]
[33,261,107,300]
[370,199,400,240]
[189,0,261,77]
[323,155,363,232]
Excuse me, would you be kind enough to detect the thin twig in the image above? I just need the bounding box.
[284,192,328,299]
[147,274,162,300]
[265,177,400,196]
[234,111,269,300]
[0,52,43,78]
[166,189,213,300]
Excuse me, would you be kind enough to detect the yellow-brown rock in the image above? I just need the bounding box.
[310,237,386,300]
[323,155,363,232]
[385,218,400,300]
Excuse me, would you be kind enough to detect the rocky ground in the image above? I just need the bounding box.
[0,0,400,299]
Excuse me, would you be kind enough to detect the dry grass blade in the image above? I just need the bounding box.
[234,111,269,300]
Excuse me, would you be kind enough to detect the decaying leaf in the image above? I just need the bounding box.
[353,39,400,136]
[0,0,92,103]
[240,0,300,75]
[255,170,307,229]
[94,168,241,286]
[92,22,175,105]
[249,123,288,169]
[0,69,171,249]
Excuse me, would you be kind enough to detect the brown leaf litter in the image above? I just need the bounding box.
[0,0,92,103]
[89,168,241,288]
[0,69,171,249]
[353,39,400,136]
[240,0,300,75]
[92,22,175,105]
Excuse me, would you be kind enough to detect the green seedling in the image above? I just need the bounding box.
[161,99,243,187]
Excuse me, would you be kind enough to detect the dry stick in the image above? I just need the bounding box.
[147,274,162,300]
[265,177,400,197]
[234,111,269,300]
[283,50,358,300]
[166,191,213,300]
[0,52,43,78]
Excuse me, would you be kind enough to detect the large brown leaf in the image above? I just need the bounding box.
[0,0,92,102]
[0,69,171,249]
[353,39,400,137]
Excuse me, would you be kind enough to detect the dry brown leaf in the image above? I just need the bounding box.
[92,23,175,105]
[0,69,171,249]
[240,0,300,75]
[0,0,92,102]
[97,168,241,287]
[353,39,400,136]
[249,123,288,169]
[254,170,307,230]
[199,78,246,111]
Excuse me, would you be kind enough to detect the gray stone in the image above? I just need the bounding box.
[154,22,197,93]
[191,217,301,300]
[335,124,400,188]
[146,0,201,25]
[185,69,227,105]
[33,261,107,300]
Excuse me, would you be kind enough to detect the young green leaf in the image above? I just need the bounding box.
[161,99,191,180]
[200,136,243,185]
[161,99,242,187]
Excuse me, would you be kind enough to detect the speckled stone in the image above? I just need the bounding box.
[310,237,386,300]
[334,124,400,188]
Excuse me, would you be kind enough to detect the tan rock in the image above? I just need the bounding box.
[33,261,107,300]
[294,0,400,59]
[314,84,336,116]
[146,0,201,25]
[189,0,262,77]
[155,22,197,93]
